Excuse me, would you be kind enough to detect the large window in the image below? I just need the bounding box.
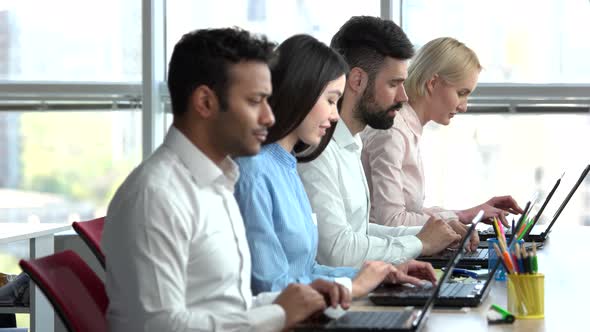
[0,110,142,223]
[0,0,141,81]
[166,0,381,63]
[0,0,143,232]
[402,0,590,83]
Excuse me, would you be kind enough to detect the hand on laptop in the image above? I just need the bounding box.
[351,261,399,298]
[455,195,523,227]
[273,283,328,328]
[447,220,480,251]
[395,260,437,285]
[309,279,351,309]
[416,217,461,256]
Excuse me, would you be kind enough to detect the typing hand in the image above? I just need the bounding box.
[457,195,523,227]
[448,220,480,252]
[395,260,437,285]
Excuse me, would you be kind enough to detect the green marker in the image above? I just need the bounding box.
[488,304,515,324]
[531,242,538,273]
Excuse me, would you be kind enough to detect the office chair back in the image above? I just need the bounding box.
[72,217,105,268]
[19,250,108,332]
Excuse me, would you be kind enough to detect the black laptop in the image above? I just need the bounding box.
[480,164,589,243]
[418,206,543,268]
[479,173,562,241]
[525,164,589,242]
[292,214,474,332]
[370,213,496,307]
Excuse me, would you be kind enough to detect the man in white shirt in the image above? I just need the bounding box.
[299,16,475,268]
[102,28,354,332]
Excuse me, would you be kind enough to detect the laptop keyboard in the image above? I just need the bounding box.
[389,283,478,298]
[440,248,488,259]
[329,311,413,329]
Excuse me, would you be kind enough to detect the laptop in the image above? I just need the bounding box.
[478,174,562,241]
[525,164,590,242]
[480,164,589,243]
[291,214,483,331]
[418,207,539,268]
[370,213,497,307]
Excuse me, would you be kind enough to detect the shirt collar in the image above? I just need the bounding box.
[163,126,239,188]
[333,121,363,152]
[400,103,423,138]
[266,143,296,169]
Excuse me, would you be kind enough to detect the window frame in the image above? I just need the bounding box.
[0,0,588,161]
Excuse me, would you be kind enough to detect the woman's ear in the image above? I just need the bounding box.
[347,67,368,95]
[189,85,220,119]
[425,74,439,96]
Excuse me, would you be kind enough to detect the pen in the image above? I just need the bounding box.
[451,268,479,279]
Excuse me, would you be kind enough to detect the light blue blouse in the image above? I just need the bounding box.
[235,143,358,294]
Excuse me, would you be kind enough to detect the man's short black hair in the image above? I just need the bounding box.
[330,16,414,79]
[167,28,275,115]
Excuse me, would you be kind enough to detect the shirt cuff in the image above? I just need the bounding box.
[248,304,286,332]
[334,277,353,296]
[252,291,281,306]
[426,207,459,222]
[391,235,423,264]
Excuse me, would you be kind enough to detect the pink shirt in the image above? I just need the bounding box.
[361,104,458,226]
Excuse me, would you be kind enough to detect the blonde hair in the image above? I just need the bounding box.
[405,37,481,101]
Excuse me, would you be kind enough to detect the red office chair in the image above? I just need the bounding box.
[72,217,105,268]
[19,250,108,332]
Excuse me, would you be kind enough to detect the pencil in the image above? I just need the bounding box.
[492,243,510,274]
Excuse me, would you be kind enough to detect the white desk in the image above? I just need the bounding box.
[0,223,71,332]
[352,226,590,331]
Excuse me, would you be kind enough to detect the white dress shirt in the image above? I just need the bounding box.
[297,121,423,268]
[102,126,285,332]
[361,103,459,227]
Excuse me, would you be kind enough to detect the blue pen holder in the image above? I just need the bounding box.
[487,238,524,281]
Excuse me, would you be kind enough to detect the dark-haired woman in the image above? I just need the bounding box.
[234,34,435,299]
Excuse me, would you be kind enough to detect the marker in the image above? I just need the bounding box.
[531,241,538,273]
[488,304,515,324]
[521,245,530,273]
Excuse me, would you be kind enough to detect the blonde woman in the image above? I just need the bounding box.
[361,37,522,227]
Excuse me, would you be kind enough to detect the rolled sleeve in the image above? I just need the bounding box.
[248,302,286,332]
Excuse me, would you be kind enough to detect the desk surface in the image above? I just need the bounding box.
[0,223,71,244]
[352,226,590,332]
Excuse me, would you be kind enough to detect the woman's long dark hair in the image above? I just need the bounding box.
[265,34,348,162]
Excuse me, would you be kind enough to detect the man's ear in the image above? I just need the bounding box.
[347,67,369,95]
[425,74,439,96]
[189,85,219,119]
